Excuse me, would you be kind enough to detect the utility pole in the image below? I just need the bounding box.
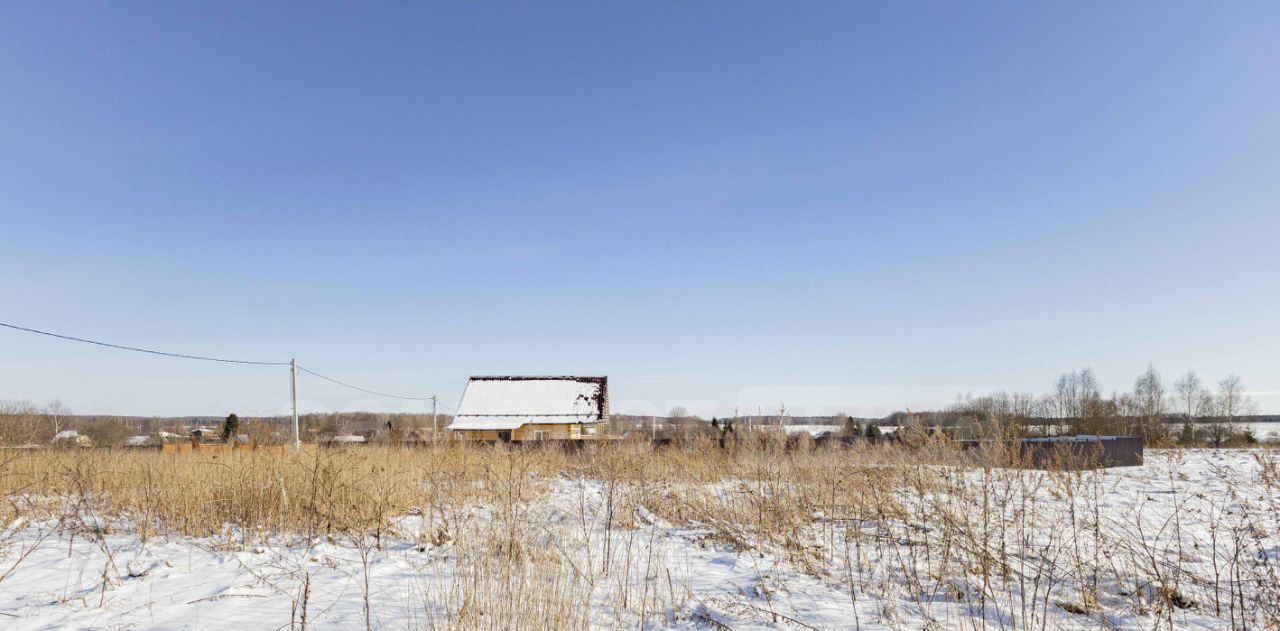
[290,358,299,450]
[431,395,438,437]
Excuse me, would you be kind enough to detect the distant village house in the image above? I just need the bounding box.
[52,429,92,447]
[448,376,608,442]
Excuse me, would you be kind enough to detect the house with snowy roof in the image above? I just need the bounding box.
[52,429,92,447]
[448,376,608,442]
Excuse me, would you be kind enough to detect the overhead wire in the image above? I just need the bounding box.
[295,365,437,401]
[1,320,442,402]
[0,321,289,366]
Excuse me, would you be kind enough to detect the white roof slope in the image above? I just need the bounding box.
[449,376,606,431]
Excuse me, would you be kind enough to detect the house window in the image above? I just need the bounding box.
[583,426,596,435]
[533,430,549,441]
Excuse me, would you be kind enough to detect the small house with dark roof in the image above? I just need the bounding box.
[448,376,608,442]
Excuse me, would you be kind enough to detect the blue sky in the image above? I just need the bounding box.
[2,2,1278,417]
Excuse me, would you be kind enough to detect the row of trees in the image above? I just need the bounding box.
[940,366,1258,446]
[2,367,1263,447]
[0,402,454,447]
[0,399,74,446]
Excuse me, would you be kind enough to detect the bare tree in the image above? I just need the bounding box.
[1132,365,1168,440]
[1009,392,1038,421]
[0,400,43,446]
[44,399,71,438]
[1077,369,1117,434]
[1208,375,1255,448]
[950,391,1040,438]
[1052,369,1101,434]
[1052,371,1082,429]
[1173,371,1211,444]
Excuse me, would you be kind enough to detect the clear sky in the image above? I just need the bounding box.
[2,2,1278,417]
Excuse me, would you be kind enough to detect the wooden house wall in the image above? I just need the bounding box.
[453,423,602,442]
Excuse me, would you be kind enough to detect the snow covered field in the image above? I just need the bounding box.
[1244,422,1280,442]
[1,448,1277,630]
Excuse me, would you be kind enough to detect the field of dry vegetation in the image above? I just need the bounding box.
[1,439,1278,630]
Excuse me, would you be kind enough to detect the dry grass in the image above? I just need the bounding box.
[0,439,1277,629]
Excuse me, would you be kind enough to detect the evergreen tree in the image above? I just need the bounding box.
[717,419,735,449]
[866,423,882,438]
[221,413,240,442]
[844,416,861,437]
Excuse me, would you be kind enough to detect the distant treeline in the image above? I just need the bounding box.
[882,412,1280,426]
[889,367,1268,447]
[616,367,1272,446]
[1,366,1271,447]
[0,404,453,446]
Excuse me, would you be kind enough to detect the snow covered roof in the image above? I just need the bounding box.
[54,430,80,439]
[448,376,608,431]
[324,434,366,443]
[1023,435,1122,442]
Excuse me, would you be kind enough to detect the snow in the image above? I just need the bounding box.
[783,424,842,436]
[1243,422,1280,442]
[323,434,366,443]
[449,376,604,430]
[1,449,1276,629]
[783,424,898,436]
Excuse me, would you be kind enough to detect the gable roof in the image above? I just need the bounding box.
[448,376,608,431]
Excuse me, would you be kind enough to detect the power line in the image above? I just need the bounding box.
[296,365,436,401]
[0,321,290,366]
[6,320,446,448]
[3,320,440,403]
